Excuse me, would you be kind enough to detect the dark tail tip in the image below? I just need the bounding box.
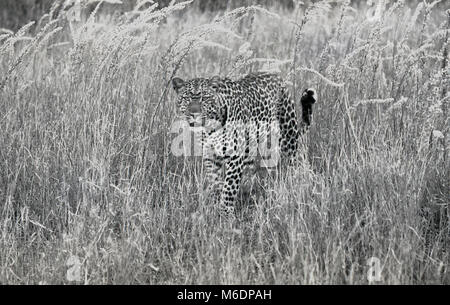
[300,88,317,129]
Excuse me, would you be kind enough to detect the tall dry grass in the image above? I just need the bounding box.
[0,0,448,284]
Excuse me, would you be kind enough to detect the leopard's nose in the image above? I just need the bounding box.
[189,102,201,113]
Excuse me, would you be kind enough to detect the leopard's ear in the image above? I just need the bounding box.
[172,77,185,93]
[210,75,221,90]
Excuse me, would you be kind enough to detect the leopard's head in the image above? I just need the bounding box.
[172,76,223,127]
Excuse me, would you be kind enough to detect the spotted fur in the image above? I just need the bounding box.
[172,72,316,217]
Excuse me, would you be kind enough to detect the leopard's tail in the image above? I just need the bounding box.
[277,87,317,158]
[299,88,317,131]
[277,87,299,157]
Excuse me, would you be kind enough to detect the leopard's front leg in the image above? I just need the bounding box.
[218,156,244,218]
[202,133,224,203]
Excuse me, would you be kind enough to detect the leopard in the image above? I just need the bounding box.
[172,72,317,217]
